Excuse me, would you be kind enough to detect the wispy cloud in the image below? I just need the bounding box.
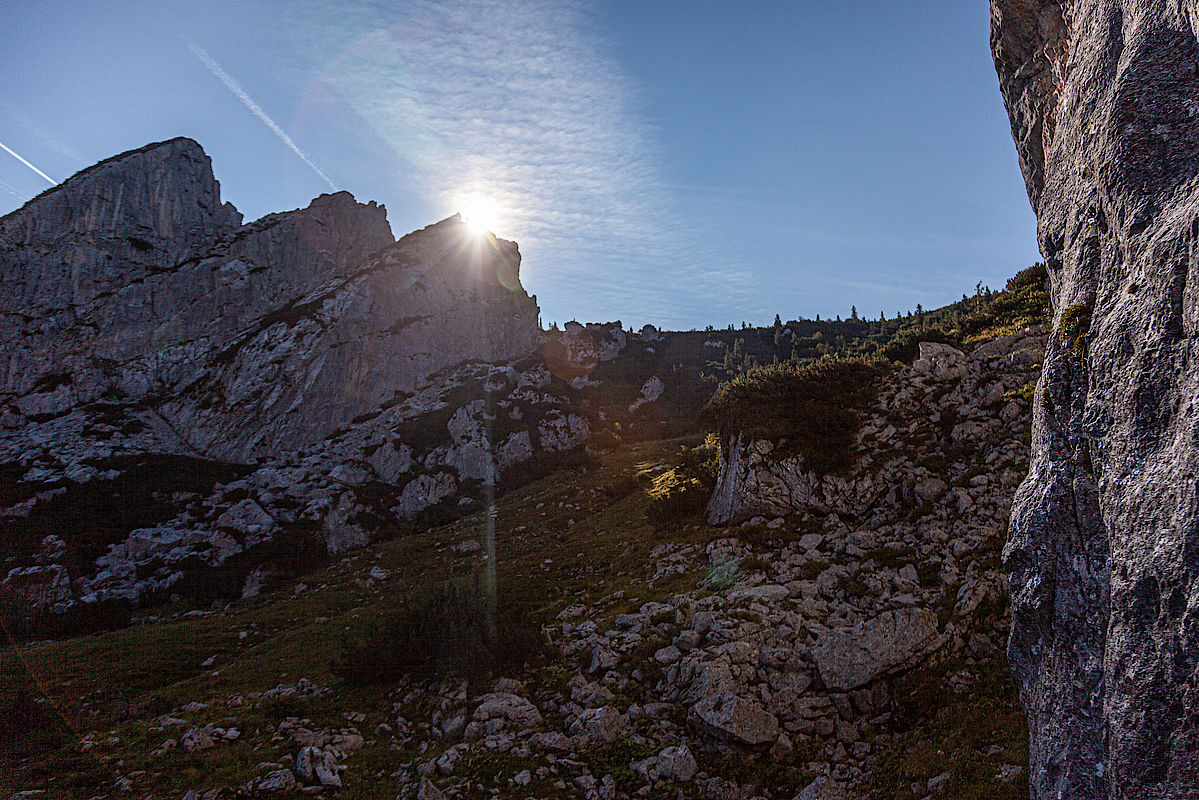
[189,43,337,192]
[0,138,57,185]
[308,0,754,327]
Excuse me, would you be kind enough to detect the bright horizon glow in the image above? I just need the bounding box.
[456,191,499,236]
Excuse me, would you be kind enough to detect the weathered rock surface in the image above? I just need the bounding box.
[993,2,1199,796]
[811,608,942,691]
[689,693,779,745]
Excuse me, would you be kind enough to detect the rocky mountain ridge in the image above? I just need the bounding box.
[1,139,722,633]
[0,139,568,627]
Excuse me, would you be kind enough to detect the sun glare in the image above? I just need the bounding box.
[457,193,498,236]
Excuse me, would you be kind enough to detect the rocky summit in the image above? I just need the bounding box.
[993,3,1199,797]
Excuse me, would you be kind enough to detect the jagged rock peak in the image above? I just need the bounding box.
[382,213,525,292]
[237,190,395,270]
[0,136,242,256]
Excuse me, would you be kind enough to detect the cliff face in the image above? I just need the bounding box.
[991,3,1199,796]
[0,138,539,460]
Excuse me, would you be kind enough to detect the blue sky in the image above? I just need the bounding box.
[0,1,1039,329]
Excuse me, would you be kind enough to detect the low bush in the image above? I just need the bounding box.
[333,574,547,685]
[879,325,956,364]
[701,356,890,474]
[1059,300,1093,352]
[645,434,720,524]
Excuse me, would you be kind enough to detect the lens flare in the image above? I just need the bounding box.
[456,192,498,235]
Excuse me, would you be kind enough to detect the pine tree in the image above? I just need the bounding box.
[850,305,858,320]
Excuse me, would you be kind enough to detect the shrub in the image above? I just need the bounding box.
[879,325,955,364]
[701,356,890,474]
[1059,300,1093,352]
[645,435,720,524]
[333,574,547,685]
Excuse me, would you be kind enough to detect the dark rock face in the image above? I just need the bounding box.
[0,138,539,460]
[992,3,1199,796]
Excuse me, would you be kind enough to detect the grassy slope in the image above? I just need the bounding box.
[0,439,716,798]
[1,433,1028,799]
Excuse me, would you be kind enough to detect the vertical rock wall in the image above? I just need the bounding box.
[991,2,1199,796]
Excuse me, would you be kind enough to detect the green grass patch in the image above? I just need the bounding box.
[333,573,548,685]
[1059,300,1093,352]
[868,659,1028,800]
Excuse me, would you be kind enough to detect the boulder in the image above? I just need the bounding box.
[472,693,542,728]
[812,608,943,690]
[295,745,341,787]
[253,769,298,793]
[655,745,698,781]
[689,693,779,745]
[569,706,626,743]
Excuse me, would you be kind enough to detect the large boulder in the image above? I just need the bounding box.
[992,2,1199,796]
[472,693,542,728]
[811,608,943,691]
[688,692,779,745]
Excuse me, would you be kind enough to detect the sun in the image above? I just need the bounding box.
[457,192,499,236]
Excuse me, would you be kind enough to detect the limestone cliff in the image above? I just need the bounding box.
[0,138,540,461]
[992,2,1199,796]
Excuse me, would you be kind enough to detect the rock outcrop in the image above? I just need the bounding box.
[992,3,1199,796]
[1,138,539,462]
[707,331,1045,526]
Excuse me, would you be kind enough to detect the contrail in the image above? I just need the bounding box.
[0,179,28,202]
[0,139,57,186]
[189,43,337,191]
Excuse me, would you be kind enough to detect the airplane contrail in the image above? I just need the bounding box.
[0,178,28,202]
[189,43,337,191]
[0,139,57,186]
